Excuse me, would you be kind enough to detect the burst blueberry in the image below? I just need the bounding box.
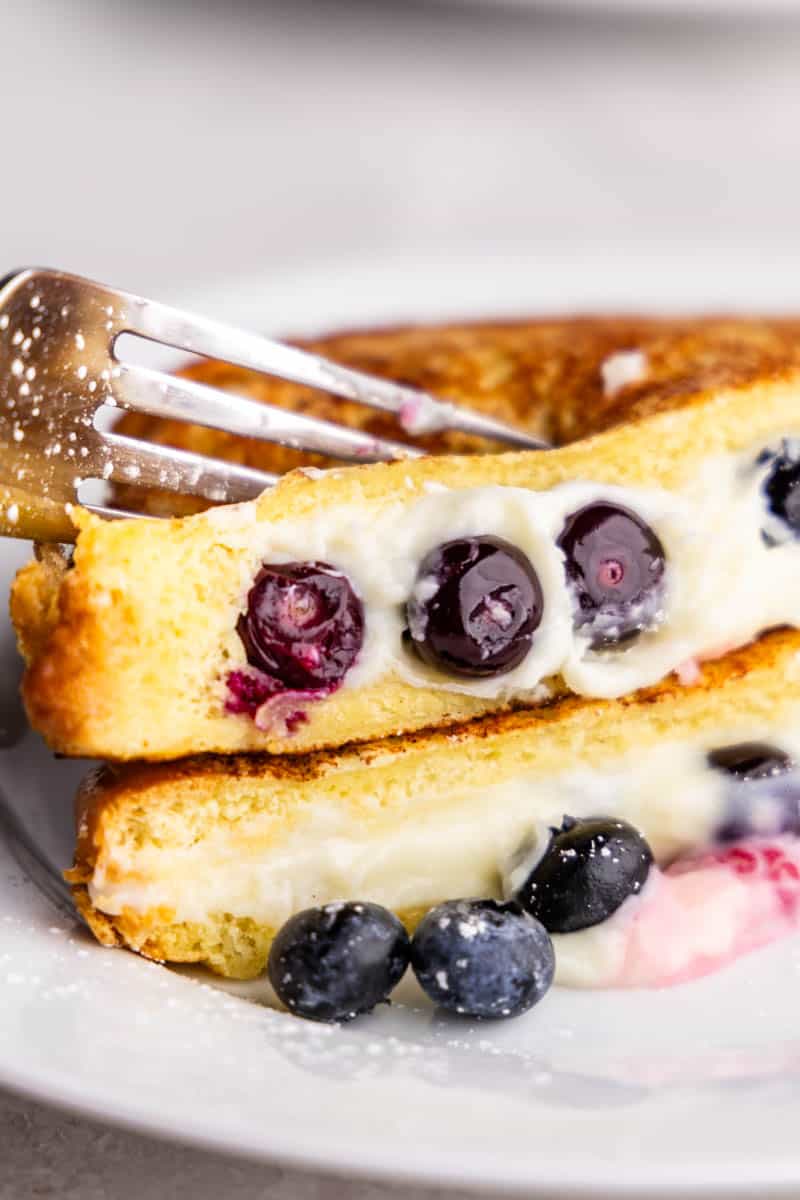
[267,902,410,1023]
[513,816,653,933]
[557,502,666,648]
[405,536,544,677]
[410,898,555,1019]
[237,561,364,691]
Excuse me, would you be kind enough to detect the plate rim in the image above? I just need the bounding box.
[2,1037,800,1198]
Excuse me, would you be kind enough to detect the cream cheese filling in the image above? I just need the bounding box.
[88,724,800,986]
[216,437,800,706]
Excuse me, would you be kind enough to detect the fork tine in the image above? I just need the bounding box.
[308,359,550,450]
[113,363,423,464]
[83,503,147,522]
[0,269,549,546]
[100,432,277,503]
[120,290,549,450]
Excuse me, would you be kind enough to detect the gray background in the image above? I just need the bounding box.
[2,0,800,1194]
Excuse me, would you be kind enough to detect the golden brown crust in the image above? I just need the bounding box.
[13,532,131,755]
[73,625,799,800]
[15,315,800,760]
[68,883,124,948]
[9,546,70,663]
[115,315,800,514]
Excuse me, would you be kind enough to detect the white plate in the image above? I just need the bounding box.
[5,248,800,1197]
[445,0,800,13]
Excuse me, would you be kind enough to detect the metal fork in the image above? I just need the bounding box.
[0,268,548,542]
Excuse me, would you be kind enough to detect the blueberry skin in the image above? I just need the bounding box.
[556,502,666,648]
[762,443,800,539]
[238,560,364,691]
[267,902,410,1023]
[708,742,800,842]
[411,899,555,1020]
[707,741,794,782]
[406,536,544,678]
[515,816,653,934]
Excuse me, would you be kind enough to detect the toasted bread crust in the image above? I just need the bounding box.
[14,315,800,760]
[115,315,800,514]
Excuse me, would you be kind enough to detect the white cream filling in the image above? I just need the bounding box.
[551,881,654,988]
[89,725,800,987]
[216,436,800,706]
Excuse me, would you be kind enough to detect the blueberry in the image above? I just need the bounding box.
[410,899,555,1019]
[406,537,544,677]
[238,561,364,691]
[708,742,800,842]
[762,442,800,540]
[513,816,653,933]
[267,902,410,1023]
[556,503,666,648]
[707,742,794,782]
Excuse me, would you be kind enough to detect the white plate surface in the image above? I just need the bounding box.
[446,0,800,13]
[5,248,800,1197]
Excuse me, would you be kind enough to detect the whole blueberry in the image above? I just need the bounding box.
[267,902,410,1023]
[514,816,653,933]
[707,742,794,782]
[406,536,544,677]
[410,899,555,1019]
[238,560,364,691]
[708,742,800,842]
[557,502,666,648]
[762,442,800,539]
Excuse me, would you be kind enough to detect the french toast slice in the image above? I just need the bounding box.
[67,629,800,981]
[13,315,800,761]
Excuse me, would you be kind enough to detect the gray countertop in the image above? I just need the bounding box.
[0,1089,481,1200]
[2,0,799,1193]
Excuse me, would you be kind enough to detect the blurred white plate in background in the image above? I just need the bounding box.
[193,243,800,335]
[3,246,800,1196]
[444,0,800,14]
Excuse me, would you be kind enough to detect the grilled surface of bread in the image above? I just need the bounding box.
[68,629,800,978]
[116,315,800,514]
[12,315,800,760]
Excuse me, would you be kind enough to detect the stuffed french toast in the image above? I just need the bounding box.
[68,630,800,993]
[12,316,800,761]
[10,310,800,1021]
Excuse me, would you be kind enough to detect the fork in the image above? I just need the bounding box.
[0,268,548,542]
